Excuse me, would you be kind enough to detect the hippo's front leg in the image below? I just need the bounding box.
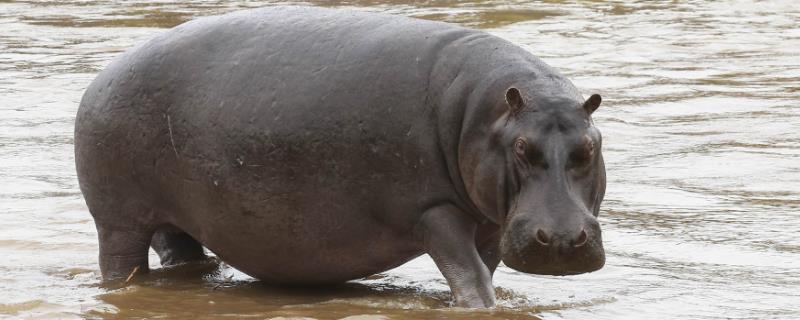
[418,204,496,308]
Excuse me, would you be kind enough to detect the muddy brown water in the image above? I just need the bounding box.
[1,1,799,319]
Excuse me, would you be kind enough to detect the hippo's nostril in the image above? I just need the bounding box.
[573,229,588,248]
[536,229,550,245]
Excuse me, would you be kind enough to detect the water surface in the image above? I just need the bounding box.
[1,1,799,319]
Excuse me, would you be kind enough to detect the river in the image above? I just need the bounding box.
[1,1,798,319]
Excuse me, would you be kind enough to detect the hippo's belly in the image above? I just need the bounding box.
[195,210,424,284]
[154,125,437,283]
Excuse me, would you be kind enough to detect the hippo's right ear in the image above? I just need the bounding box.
[505,87,524,113]
[583,94,602,115]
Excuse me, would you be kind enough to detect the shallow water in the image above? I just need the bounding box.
[1,1,799,319]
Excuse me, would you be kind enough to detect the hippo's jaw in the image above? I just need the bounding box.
[498,212,605,275]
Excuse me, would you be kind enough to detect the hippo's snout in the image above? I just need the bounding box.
[500,213,605,275]
[533,227,589,247]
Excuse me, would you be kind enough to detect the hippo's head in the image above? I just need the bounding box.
[461,84,606,276]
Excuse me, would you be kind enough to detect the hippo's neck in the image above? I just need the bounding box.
[425,32,515,223]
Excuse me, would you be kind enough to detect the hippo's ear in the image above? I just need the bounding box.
[583,94,602,115]
[505,87,524,113]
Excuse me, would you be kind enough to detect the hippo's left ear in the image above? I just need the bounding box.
[506,87,524,113]
[583,94,602,115]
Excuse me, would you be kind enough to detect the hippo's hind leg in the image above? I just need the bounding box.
[95,222,155,281]
[151,226,207,267]
[85,187,161,281]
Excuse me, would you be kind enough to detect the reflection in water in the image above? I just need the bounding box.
[0,0,799,319]
[87,260,543,319]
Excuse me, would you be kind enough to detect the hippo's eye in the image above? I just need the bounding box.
[569,150,590,165]
[513,139,526,156]
[568,139,595,169]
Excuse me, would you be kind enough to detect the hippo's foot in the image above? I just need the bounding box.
[151,227,207,267]
[96,224,153,283]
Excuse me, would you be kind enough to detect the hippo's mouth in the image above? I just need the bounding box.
[501,251,606,276]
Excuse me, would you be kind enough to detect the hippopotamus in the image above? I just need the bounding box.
[74,6,606,308]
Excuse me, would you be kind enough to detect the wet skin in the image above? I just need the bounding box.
[74,6,605,308]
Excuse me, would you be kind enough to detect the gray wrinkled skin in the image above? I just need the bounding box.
[74,6,606,308]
